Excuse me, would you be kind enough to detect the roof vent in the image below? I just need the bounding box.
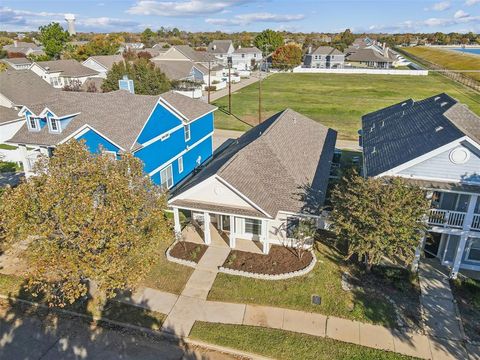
[440,101,448,107]
[371,146,376,154]
[435,126,444,132]
[401,102,407,106]
[434,96,440,101]
[381,120,385,127]
[45,66,50,70]
[293,116,297,124]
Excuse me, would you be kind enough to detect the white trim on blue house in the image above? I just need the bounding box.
[62,124,127,151]
[138,123,184,149]
[130,99,162,150]
[148,131,213,177]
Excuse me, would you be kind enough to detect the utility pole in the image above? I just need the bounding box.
[228,62,232,114]
[207,60,211,104]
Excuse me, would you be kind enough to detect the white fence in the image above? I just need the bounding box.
[173,89,203,99]
[0,148,23,163]
[292,66,428,76]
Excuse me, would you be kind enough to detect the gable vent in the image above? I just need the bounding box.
[435,126,444,132]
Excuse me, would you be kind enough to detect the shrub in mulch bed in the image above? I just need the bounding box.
[222,245,313,275]
[169,242,208,263]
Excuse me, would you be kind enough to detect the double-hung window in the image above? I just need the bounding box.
[178,156,184,173]
[28,116,37,130]
[184,124,191,142]
[467,238,480,262]
[244,218,262,236]
[160,165,173,190]
[50,118,59,132]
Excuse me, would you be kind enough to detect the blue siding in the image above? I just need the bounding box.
[137,102,182,144]
[76,129,120,154]
[187,112,214,146]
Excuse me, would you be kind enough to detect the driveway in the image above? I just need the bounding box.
[207,72,270,102]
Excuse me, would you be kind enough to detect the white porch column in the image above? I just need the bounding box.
[229,215,236,248]
[450,194,478,279]
[18,144,29,173]
[204,212,211,245]
[173,207,181,234]
[261,219,269,254]
[412,234,427,272]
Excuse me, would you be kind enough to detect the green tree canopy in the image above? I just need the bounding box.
[254,29,284,55]
[330,172,429,271]
[102,58,171,95]
[38,22,70,59]
[271,44,302,70]
[0,141,171,307]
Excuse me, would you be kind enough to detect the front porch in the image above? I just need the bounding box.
[173,207,270,254]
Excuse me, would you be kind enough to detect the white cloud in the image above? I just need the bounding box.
[465,0,480,5]
[77,17,140,28]
[127,0,250,17]
[454,9,470,18]
[425,1,451,11]
[206,12,304,26]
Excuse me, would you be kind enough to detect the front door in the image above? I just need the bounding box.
[220,215,230,232]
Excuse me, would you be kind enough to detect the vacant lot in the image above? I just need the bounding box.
[401,46,480,82]
[213,73,480,140]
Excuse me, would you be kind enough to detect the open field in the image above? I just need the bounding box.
[401,46,480,82]
[190,322,417,360]
[213,73,480,140]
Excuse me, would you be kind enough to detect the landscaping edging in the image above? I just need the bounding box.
[165,241,198,269]
[218,250,317,280]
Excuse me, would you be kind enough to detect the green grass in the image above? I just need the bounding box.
[451,277,480,342]
[0,161,21,173]
[213,72,480,140]
[190,322,416,360]
[401,46,480,81]
[140,235,194,294]
[208,242,410,327]
[0,144,17,150]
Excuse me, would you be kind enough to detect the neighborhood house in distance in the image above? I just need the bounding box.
[361,93,480,278]
[6,89,217,188]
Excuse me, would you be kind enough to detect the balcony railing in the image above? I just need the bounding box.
[472,214,480,231]
[428,209,466,228]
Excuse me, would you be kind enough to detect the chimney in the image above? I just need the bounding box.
[308,45,312,54]
[13,40,18,48]
[212,44,216,50]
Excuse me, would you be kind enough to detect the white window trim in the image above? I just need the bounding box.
[184,123,191,142]
[48,117,61,134]
[103,150,117,160]
[27,116,40,131]
[244,218,262,237]
[160,132,170,141]
[178,156,184,173]
[160,164,174,189]
[466,238,480,263]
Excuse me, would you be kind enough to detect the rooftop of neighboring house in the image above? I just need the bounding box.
[361,93,480,177]
[2,57,32,66]
[346,48,392,63]
[7,90,217,151]
[0,70,58,107]
[207,40,233,54]
[68,40,89,47]
[0,106,22,125]
[3,41,42,51]
[152,42,169,49]
[133,47,164,57]
[34,59,99,77]
[87,54,124,70]
[174,45,216,63]
[171,109,337,217]
[152,60,197,80]
[233,46,262,54]
[309,46,344,56]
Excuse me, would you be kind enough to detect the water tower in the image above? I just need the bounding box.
[65,14,76,35]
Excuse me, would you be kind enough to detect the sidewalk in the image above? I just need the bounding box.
[207,72,269,102]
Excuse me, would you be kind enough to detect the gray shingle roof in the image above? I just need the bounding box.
[0,70,58,107]
[233,46,261,54]
[362,93,480,177]
[346,48,392,63]
[152,60,195,80]
[0,107,22,124]
[35,60,99,77]
[8,91,216,150]
[2,57,32,65]
[311,46,343,56]
[174,45,215,62]
[88,55,124,70]
[207,40,233,54]
[172,109,337,217]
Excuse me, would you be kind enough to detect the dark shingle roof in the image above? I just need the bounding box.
[172,109,337,217]
[8,91,216,150]
[0,70,58,107]
[35,60,99,77]
[362,93,480,177]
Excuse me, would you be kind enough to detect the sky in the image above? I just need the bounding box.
[0,0,479,34]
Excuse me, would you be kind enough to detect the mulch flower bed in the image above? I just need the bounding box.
[222,245,313,275]
[169,242,208,263]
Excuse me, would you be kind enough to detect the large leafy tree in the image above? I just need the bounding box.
[38,22,70,59]
[0,141,171,307]
[102,58,171,95]
[67,34,124,61]
[330,172,429,271]
[254,29,284,55]
[271,44,302,70]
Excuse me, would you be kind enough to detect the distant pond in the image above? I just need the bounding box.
[452,48,480,56]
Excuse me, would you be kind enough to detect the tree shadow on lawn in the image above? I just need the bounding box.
[314,230,423,332]
[0,279,208,359]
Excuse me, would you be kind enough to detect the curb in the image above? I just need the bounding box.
[165,241,198,269]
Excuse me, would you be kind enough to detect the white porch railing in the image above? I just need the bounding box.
[428,209,466,228]
[472,214,480,231]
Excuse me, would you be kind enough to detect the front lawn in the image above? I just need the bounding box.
[208,233,421,329]
[451,277,480,342]
[213,72,480,140]
[190,322,417,360]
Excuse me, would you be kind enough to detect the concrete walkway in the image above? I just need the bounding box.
[207,72,269,102]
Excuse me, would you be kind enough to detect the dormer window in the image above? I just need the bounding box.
[48,117,61,133]
[27,116,40,132]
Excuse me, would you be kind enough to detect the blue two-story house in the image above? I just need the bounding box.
[7,90,217,189]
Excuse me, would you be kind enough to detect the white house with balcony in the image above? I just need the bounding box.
[361,93,480,278]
